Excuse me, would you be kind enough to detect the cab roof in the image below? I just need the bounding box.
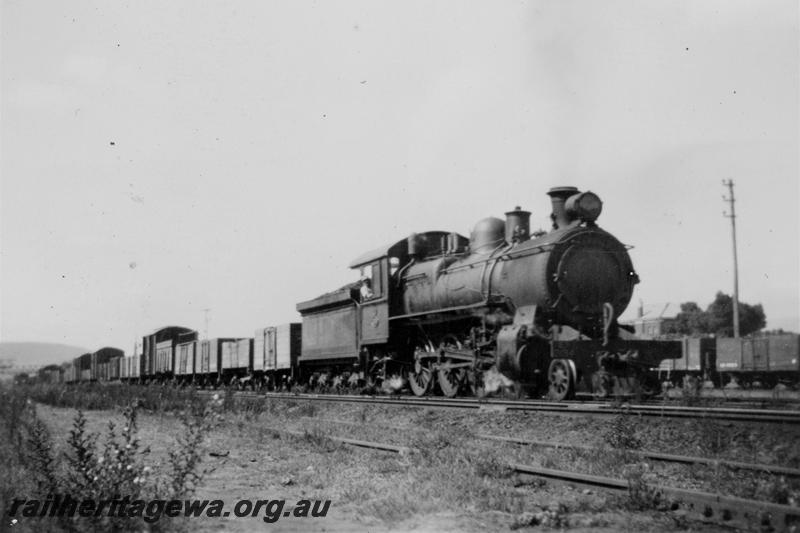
[348,231,464,268]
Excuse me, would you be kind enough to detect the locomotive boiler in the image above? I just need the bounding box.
[297,187,682,399]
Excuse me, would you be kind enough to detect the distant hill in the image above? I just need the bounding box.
[0,342,91,368]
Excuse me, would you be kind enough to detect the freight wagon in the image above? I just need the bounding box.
[142,326,198,381]
[220,337,254,386]
[76,353,92,381]
[175,340,196,385]
[92,347,123,382]
[197,338,238,387]
[716,334,800,387]
[252,323,302,389]
[657,338,716,384]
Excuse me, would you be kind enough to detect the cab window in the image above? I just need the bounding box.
[370,262,383,298]
[360,262,384,300]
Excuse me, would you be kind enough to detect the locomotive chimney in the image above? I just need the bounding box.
[547,186,579,230]
[504,206,531,243]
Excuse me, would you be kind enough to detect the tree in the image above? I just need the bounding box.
[705,291,766,337]
[667,302,709,336]
[664,293,767,337]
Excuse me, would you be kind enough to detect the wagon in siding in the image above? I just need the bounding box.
[657,337,716,386]
[716,334,800,387]
[253,323,301,390]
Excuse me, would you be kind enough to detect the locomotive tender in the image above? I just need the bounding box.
[297,186,683,399]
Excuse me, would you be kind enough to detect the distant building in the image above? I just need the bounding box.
[622,302,679,339]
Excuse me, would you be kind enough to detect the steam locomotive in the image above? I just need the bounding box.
[296,186,682,399]
[54,186,686,400]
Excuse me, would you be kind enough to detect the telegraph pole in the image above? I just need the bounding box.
[722,180,740,338]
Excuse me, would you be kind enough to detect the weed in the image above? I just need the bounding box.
[471,454,514,479]
[301,427,338,453]
[296,402,318,418]
[753,475,798,506]
[696,419,729,456]
[604,413,643,450]
[408,430,453,464]
[623,463,664,511]
[23,404,59,495]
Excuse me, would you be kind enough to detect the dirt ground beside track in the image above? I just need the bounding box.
[30,398,800,532]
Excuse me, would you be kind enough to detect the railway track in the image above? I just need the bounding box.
[262,424,800,531]
[294,415,800,478]
[510,463,800,531]
[199,390,800,424]
[298,415,800,478]
[479,434,800,477]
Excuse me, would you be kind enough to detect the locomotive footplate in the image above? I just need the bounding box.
[551,339,683,397]
[551,339,683,368]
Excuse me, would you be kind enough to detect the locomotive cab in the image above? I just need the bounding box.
[352,257,391,345]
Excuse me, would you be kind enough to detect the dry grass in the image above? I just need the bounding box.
[9,382,800,531]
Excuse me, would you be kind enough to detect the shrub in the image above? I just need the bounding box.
[1,384,221,532]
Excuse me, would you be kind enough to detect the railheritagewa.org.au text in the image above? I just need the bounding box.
[8,495,331,523]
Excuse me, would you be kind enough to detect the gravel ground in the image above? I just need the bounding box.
[30,397,800,532]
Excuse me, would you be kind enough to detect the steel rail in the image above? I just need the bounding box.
[511,463,800,530]
[481,434,800,477]
[261,426,412,455]
[196,389,800,423]
[296,417,800,477]
[206,390,800,424]
[241,420,800,530]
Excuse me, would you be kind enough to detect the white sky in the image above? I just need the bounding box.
[1,0,798,352]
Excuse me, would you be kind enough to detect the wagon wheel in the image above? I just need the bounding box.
[331,374,344,393]
[548,359,575,401]
[637,373,660,398]
[346,372,361,392]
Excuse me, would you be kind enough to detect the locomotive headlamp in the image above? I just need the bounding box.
[565,191,603,224]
